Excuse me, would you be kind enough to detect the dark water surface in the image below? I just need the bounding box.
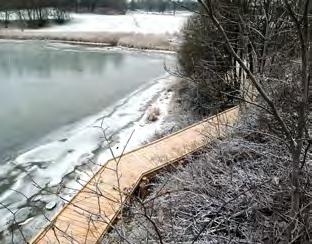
[0,40,170,242]
[0,41,165,162]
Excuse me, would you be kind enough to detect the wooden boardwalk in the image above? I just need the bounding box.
[31,106,239,244]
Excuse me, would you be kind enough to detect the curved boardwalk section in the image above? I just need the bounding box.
[31,106,239,244]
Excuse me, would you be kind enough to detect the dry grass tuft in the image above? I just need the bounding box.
[0,30,176,51]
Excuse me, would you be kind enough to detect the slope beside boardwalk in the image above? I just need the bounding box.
[31,106,239,244]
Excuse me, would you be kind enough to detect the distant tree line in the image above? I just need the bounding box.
[77,0,127,14]
[128,0,197,13]
[0,0,127,28]
[0,0,73,28]
[0,0,191,29]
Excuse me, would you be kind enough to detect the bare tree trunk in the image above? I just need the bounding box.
[4,10,9,28]
[197,0,311,240]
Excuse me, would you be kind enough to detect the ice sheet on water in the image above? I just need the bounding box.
[14,74,174,186]
[0,73,176,241]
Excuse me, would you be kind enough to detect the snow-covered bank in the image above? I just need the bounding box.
[37,12,189,34]
[15,75,176,186]
[0,12,190,50]
[0,30,177,50]
[0,71,178,243]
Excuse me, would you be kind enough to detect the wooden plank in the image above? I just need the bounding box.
[31,106,239,244]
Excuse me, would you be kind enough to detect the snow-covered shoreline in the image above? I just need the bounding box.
[0,41,180,242]
[0,30,177,50]
[0,12,189,51]
[0,11,188,239]
[37,12,189,34]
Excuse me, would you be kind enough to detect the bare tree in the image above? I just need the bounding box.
[194,0,312,241]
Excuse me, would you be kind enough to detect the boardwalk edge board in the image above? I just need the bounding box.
[31,105,240,244]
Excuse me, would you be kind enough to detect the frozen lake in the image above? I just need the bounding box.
[0,40,174,242]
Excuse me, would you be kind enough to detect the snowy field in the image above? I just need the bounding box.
[35,11,190,35]
[0,12,190,50]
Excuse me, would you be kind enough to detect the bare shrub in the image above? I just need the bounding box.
[102,108,312,243]
[118,33,173,51]
[177,13,239,115]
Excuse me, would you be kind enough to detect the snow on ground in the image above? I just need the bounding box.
[0,73,177,242]
[13,75,175,187]
[35,11,190,35]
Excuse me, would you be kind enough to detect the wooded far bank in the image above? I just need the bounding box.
[0,0,196,28]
